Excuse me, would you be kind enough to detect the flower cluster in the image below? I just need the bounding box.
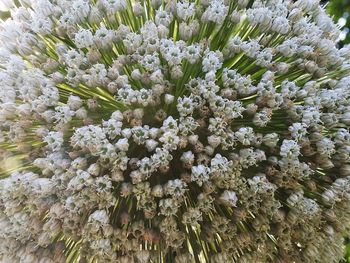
[0,0,350,262]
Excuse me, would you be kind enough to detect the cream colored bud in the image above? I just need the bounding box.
[159,165,170,173]
[164,94,175,104]
[133,109,144,120]
[322,189,337,205]
[207,135,221,148]
[120,212,131,225]
[181,172,192,183]
[131,68,142,80]
[340,165,350,176]
[75,107,88,119]
[120,183,133,197]
[178,136,188,149]
[133,2,144,15]
[218,190,238,207]
[151,185,164,198]
[188,134,199,145]
[111,169,124,182]
[205,145,214,156]
[87,163,100,176]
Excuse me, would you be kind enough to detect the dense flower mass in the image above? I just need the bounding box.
[1,0,350,262]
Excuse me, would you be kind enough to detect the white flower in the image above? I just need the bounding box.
[138,157,156,176]
[111,110,124,121]
[132,126,149,145]
[74,29,94,49]
[202,50,223,73]
[191,165,210,186]
[88,210,109,225]
[155,10,173,27]
[289,123,308,140]
[164,94,175,104]
[44,131,63,151]
[295,0,319,12]
[94,26,114,48]
[185,44,202,64]
[176,2,195,21]
[162,116,178,131]
[54,105,74,126]
[177,97,195,116]
[239,148,258,168]
[277,39,298,57]
[0,0,350,261]
[316,137,335,157]
[87,163,100,177]
[247,7,272,26]
[207,135,221,148]
[165,179,187,198]
[280,139,300,158]
[253,108,272,127]
[101,0,127,13]
[137,88,153,106]
[225,36,243,55]
[271,17,290,34]
[135,250,150,263]
[162,44,183,66]
[67,95,83,110]
[145,139,158,152]
[122,32,142,53]
[219,190,238,207]
[151,147,172,167]
[241,39,261,58]
[262,133,279,148]
[141,53,160,72]
[201,0,228,24]
[31,17,52,35]
[180,151,195,166]
[235,127,254,146]
[159,131,180,150]
[72,0,91,22]
[281,80,300,98]
[116,138,129,152]
[159,198,179,216]
[182,207,202,225]
[256,48,273,67]
[67,170,92,192]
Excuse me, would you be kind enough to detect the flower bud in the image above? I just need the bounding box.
[151,185,164,198]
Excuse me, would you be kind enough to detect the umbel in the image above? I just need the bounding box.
[0,0,350,262]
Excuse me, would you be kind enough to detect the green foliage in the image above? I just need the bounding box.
[344,238,350,262]
[0,11,10,20]
[327,0,350,45]
[327,3,350,262]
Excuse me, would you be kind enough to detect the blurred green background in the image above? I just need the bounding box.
[327,0,350,259]
[327,0,350,47]
[327,1,350,261]
[345,237,350,263]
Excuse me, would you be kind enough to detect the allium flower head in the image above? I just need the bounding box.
[0,0,350,262]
